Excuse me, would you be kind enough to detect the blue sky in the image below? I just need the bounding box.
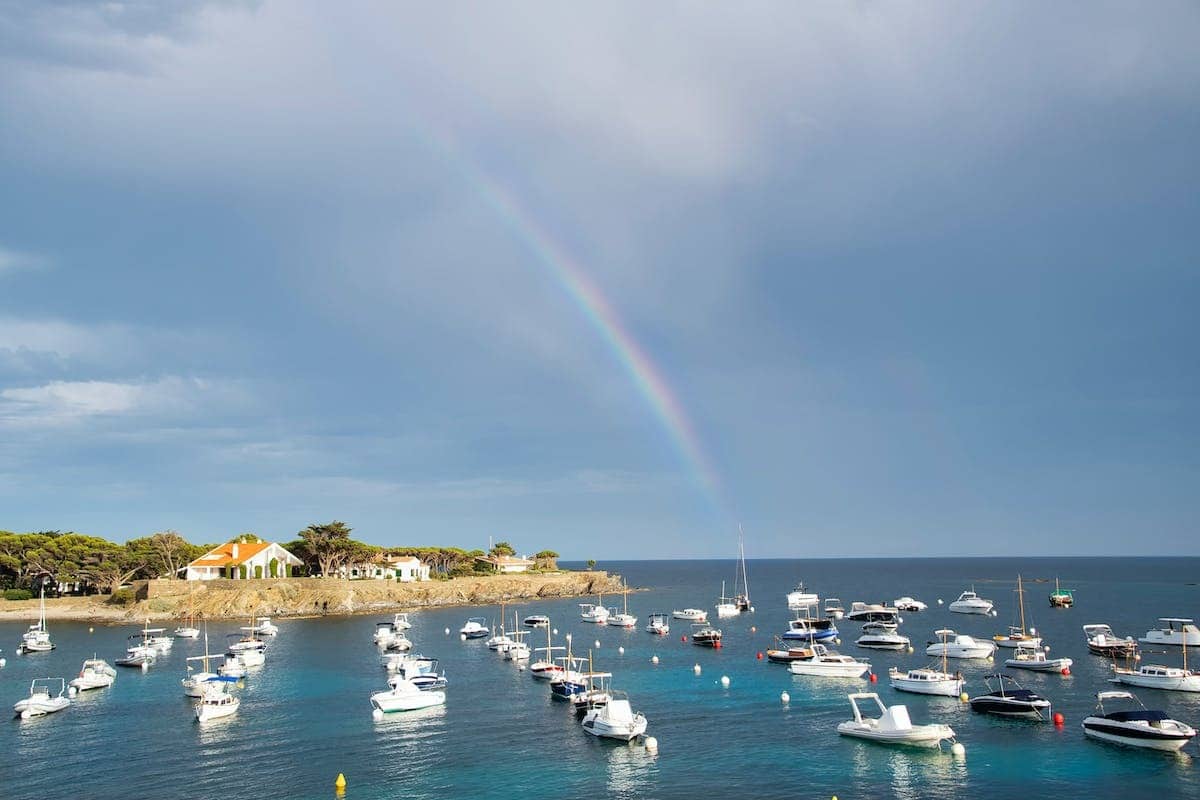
[0,2,1197,558]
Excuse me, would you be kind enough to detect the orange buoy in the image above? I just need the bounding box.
[756,652,763,660]
[869,672,878,683]
[714,640,722,649]
[1053,712,1065,726]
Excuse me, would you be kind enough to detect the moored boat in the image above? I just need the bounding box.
[788,644,871,678]
[644,612,670,636]
[926,630,995,660]
[837,692,956,748]
[782,616,838,642]
[690,623,722,648]
[824,598,845,620]
[581,689,648,741]
[970,673,1052,719]
[194,677,240,722]
[1083,624,1138,658]
[1048,577,1074,608]
[948,588,994,615]
[786,582,819,610]
[459,617,490,639]
[1082,691,1196,752]
[370,677,446,713]
[523,614,550,628]
[890,629,964,697]
[1139,618,1200,649]
[69,658,116,691]
[672,608,707,622]
[14,678,70,718]
[1005,645,1072,673]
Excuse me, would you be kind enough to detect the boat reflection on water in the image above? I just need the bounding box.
[371,702,447,737]
[603,737,657,796]
[847,736,967,800]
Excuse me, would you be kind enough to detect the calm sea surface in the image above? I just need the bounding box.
[2,557,1199,799]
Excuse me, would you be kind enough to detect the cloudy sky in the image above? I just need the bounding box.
[0,2,1196,557]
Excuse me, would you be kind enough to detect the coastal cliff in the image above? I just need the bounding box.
[0,571,627,623]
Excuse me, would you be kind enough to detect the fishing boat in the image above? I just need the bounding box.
[836,693,956,749]
[371,677,446,713]
[579,598,609,625]
[1048,578,1074,608]
[459,617,490,639]
[182,630,222,697]
[226,631,266,662]
[788,644,871,678]
[690,623,723,648]
[926,630,996,660]
[529,624,566,680]
[992,576,1041,649]
[549,650,589,701]
[581,689,648,741]
[504,629,532,661]
[893,597,927,612]
[970,673,1052,719]
[572,661,614,716]
[767,637,815,664]
[218,653,249,678]
[672,608,708,622]
[174,588,200,639]
[644,612,670,635]
[782,615,839,642]
[889,629,965,697]
[250,617,278,636]
[1082,691,1196,752]
[69,658,116,691]
[1083,624,1139,658]
[486,604,513,650]
[1139,618,1200,649]
[17,587,55,654]
[845,602,901,624]
[786,582,819,610]
[194,676,240,722]
[14,678,70,718]
[607,584,637,628]
[115,636,158,668]
[1112,624,1200,692]
[824,598,846,620]
[1005,645,1073,673]
[523,614,550,628]
[948,588,994,615]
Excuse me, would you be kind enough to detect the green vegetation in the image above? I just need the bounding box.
[534,550,559,570]
[107,588,136,605]
[587,559,597,570]
[3,588,33,600]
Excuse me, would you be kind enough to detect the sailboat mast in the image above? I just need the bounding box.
[738,525,750,604]
[1018,575,1026,635]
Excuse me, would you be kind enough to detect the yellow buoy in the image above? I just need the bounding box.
[960,692,969,702]
[335,773,347,791]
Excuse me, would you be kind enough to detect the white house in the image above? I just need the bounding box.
[185,540,303,581]
[342,554,430,582]
[475,554,534,574]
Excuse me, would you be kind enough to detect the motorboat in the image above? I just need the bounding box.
[767,638,816,664]
[926,630,996,660]
[174,625,200,640]
[374,621,397,645]
[218,654,248,678]
[1083,624,1139,658]
[1111,663,1200,693]
[644,612,670,636]
[824,598,846,620]
[993,576,1040,649]
[846,603,901,624]
[837,692,956,748]
[1139,618,1200,649]
[194,677,240,722]
[388,658,447,692]
[856,629,910,651]
[889,666,964,697]
[580,593,610,624]
[1082,691,1196,752]
[115,635,158,668]
[17,588,55,654]
[227,630,266,653]
[385,634,414,652]
[485,622,513,651]
[459,618,490,639]
[672,608,708,622]
[1005,645,1073,673]
[949,588,994,615]
[782,616,838,642]
[788,644,871,678]
[1048,577,1074,608]
[549,655,589,701]
[530,626,566,680]
[786,582,819,610]
[371,677,446,713]
[250,617,279,636]
[970,673,1052,719]
[383,652,438,675]
[391,613,412,630]
[137,620,173,651]
[69,658,116,691]
[607,585,637,628]
[690,624,723,648]
[181,629,223,696]
[14,678,70,718]
[504,630,531,661]
[523,614,550,628]
[581,690,648,741]
[893,597,927,612]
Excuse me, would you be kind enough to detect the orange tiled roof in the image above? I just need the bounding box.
[189,541,271,567]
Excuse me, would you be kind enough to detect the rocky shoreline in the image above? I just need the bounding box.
[0,571,627,623]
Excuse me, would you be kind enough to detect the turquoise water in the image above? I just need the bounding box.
[2,557,1198,799]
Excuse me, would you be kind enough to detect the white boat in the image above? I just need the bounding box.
[716,529,752,616]
[837,692,956,749]
[374,621,397,645]
[183,630,223,697]
[824,598,845,620]
[579,601,610,625]
[17,588,55,654]
[371,677,446,713]
[386,633,414,652]
[504,630,532,662]
[856,630,910,651]
[69,658,116,691]
[529,624,566,680]
[391,613,413,630]
[1005,645,1073,673]
[227,631,267,656]
[218,654,248,678]
[786,582,819,610]
[715,580,739,619]
[788,644,872,678]
[645,612,670,635]
[174,588,200,638]
[581,690,647,741]
[523,614,550,628]
[1084,624,1139,658]
[890,629,965,697]
[1139,618,1200,649]
[194,677,240,722]
[1082,691,1196,752]
[926,629,995,660]
[672,608,707,622]
[14,678,70,718]
[250,617,278,636]
[845,602,901,624]
[893,597,927,612]
[487,604,514,650]
[948,588,994,615]
[460,617,489,639]
[1112,625,1200,692]
[993,576,1041,649]
[606,584,637,628]
[115,638,158,668]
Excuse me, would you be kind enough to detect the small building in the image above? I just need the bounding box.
[343,554,430,582]
[185,539,303,581]
[475,554,535,574]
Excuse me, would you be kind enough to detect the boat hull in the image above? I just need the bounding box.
[1111,673,1200,693]
[889,674,963,697]
[195,698,239,722]
[970,698,1049,718]
[371,689,446,713]
[837,722,953,748]
[1005,658,1072,672]
[789,662,871,678]
[1082,721,1194,751]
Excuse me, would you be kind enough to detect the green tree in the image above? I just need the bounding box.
[296,521,356,577]
[534,550,559,570]
[586,559,597,570]
[269,558,279,578]
[125,531,205,579]
[489,541,516,557]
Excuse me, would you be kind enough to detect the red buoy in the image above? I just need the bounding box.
[756,652,763,660]
[1061,667,1071,676]
[714,641,722,649]
[869,672,878,683]
[1053,712,1065,726]
[681,635,687,642]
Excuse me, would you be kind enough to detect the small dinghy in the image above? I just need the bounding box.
[70,658,117,691]
[837,692,956,748]
[644,612,670,636]
[1082,691,1196,752]
[14,678,70,718]
[970,673,1052,719]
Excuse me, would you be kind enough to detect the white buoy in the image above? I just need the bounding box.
[951,742,966,757]
[519,663,526,671]
[644,736,658,753]
[89,627,94,633]
[906,646,914,654]
[693,663,701,675]
[372,708,384,721]
[651,655,660,665]
[750,606,755,613]
[750,626,756,633]
[68,686,77,698]
[1029,626,1037,635]
[780,691,790,704]
[618,646,625,655]
[834,638,841,645]
[898,616,904,625]
[460,634,466,641]
[720,675,730,688]
[987,654,994,662]
[991,610,998,617]
[1044,645,1051,653]
[594,640,601,649]
[0,657,6,668]
[141,661,149,671]
[937,598,944,605]
[444,627,450,635]
[552,628,559,636]
[566,633,572,641]
[21,709,31,719]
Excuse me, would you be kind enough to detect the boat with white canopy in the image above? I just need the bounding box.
[194,676,240,722]
[837,693,956,748]
[14,678,70,718]
[1139,618,1200,649]
[788,644,871,678]
[69,658,116,692]
[926,630,995,660]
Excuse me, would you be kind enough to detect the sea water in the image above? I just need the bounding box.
[1,557,1197,799]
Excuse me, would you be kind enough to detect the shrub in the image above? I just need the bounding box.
[3,588,33,601]
[108,588,136,605]
[254,565,263,579]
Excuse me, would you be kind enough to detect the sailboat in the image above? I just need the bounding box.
[993,575,1041,649]
[486,603,514,650]
[1112,621,1200,692]
[579,591,609,624]
[194,676,241,722]
[715,579,739,618]
[733,528,751,612]
[174,586,200,639]
[183,627,224,697]
[1048,577,1074,608]
[607,583,637,628]
[17,586,55,654]
[529,622,566,680]
[890,629,965,697]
